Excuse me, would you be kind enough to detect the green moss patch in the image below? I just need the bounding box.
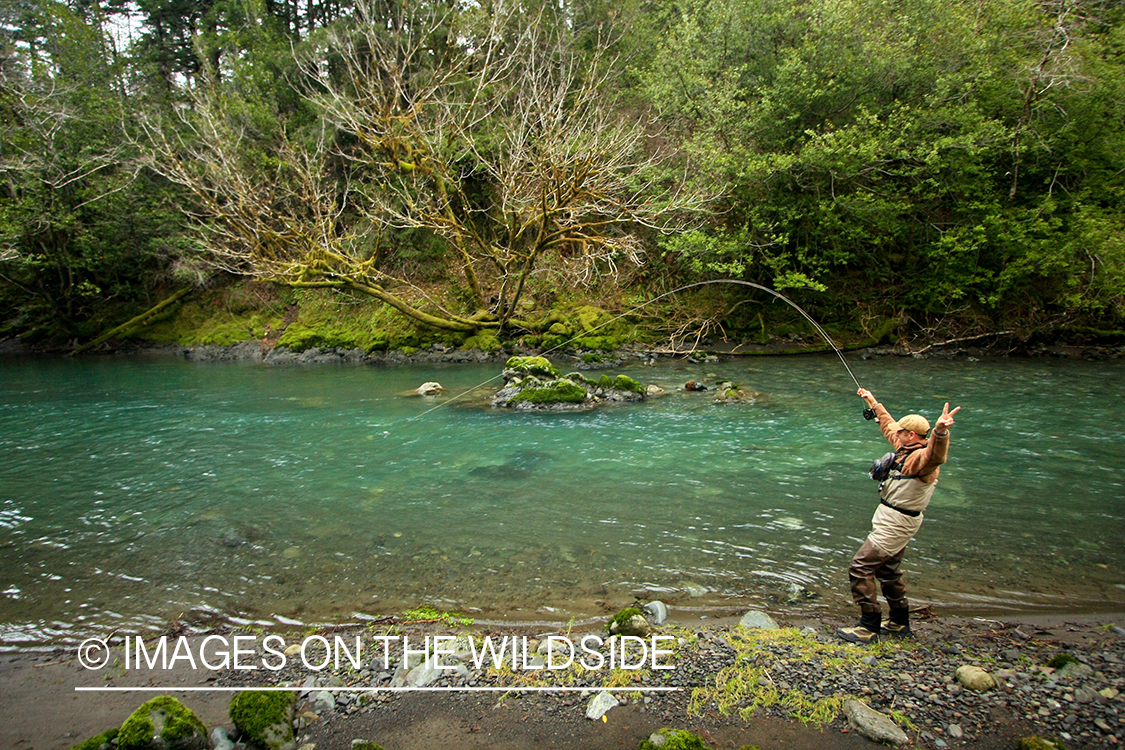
[504,356,561,379]
[638,728,712,750]
[117,695,207,750]
[1015,737,1067,750]
[1047,653,1080,670]
[462,331,503,352]
[613,375,645,395]
[229,690,297,750]
[609,607,645,632]
[510,381,588,405]
[71,728,119,750]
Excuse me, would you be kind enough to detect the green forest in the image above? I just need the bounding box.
[2,0,1124,354]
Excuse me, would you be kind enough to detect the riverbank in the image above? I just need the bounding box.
[3,611,1122,750]
[5,333,1125,369]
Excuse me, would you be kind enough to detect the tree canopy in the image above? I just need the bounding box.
[2,0,1123,347]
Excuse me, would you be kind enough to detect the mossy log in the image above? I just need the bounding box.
[72,287,194,355]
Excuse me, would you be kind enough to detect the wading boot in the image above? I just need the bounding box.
[837,611,881,645]
[882,608,911,638]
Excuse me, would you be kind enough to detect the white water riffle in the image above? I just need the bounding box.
[1,353,1122,647]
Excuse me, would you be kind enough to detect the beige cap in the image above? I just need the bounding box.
[893,414,931,435]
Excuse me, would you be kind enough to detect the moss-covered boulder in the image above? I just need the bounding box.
[117,696,207,750]
[493,357,647,410]
[509,381,589,406]
[613,375,645,395]
[229,690,297,750]
[608,607,652,637]
[638,728,712,750]
[713,381,759,404]
[503,356,561,379]
[462,331,503,353]
[71,728,119,750]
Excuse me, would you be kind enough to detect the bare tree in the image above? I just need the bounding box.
[142,0,702,333]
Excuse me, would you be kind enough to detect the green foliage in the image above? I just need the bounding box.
[5,0,1125,345]
[641,0,1125,327]
[117,696,207,750]
[0,2,186,343]
[228,690,296,750]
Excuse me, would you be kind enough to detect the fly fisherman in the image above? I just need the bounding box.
[837,388,961,644]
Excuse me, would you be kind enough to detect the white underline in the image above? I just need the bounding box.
[75,686,682,693]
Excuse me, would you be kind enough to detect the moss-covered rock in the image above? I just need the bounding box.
[117,696,207,750]
[638,728,712,750]
[510,381,588,405]
[462,331,503,353]
[503,356,561,379]
[608,607,653,637]
[613,375,645,395]
[71,728,119,750]
[229,690,297,750]
[351,743,386,750]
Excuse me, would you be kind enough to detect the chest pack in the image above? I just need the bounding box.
[868,444,925,481]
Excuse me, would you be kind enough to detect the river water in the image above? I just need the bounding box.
[1,353,1122,648]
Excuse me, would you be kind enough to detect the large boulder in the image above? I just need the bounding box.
[228,690,297,750]
[955,665,996,691]
[117,696,208,750]
[738,610,779,630]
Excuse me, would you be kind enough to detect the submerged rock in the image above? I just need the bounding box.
[415,382,445,396]
[713,380,759,404]
[738,610,779,630]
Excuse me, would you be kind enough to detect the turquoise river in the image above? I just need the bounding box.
[1,353,1123,649]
